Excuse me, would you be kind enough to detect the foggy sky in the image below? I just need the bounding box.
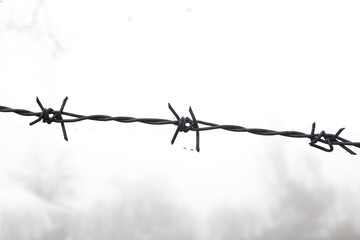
[1,0,360,239]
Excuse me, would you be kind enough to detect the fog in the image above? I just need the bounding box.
[1,0,360,239]
[2,140,360,239]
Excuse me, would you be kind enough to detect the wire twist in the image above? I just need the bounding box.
[29,97,68,140]
[168,103,200,152]
[1,97,360,155]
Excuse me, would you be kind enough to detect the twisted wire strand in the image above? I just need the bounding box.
[1,97,359,155]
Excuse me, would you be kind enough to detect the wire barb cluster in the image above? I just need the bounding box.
[1,97,360,155]
[29,97,69,141]
[169,103,200,152]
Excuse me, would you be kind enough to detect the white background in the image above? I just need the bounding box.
[1,0,360,239]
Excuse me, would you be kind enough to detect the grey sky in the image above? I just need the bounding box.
[1,0,360,239]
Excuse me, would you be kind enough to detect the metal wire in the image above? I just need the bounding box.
[1,97,360,155]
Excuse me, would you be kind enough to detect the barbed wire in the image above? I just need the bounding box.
[1,97,360,155]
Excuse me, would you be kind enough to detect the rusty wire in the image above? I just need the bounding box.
[1,97,360,155]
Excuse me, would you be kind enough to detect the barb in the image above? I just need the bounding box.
[29,97,68,140]
[168,103,200,152]
[1,97,360,155]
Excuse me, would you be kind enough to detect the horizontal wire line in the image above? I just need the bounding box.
[1,97,360,155]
